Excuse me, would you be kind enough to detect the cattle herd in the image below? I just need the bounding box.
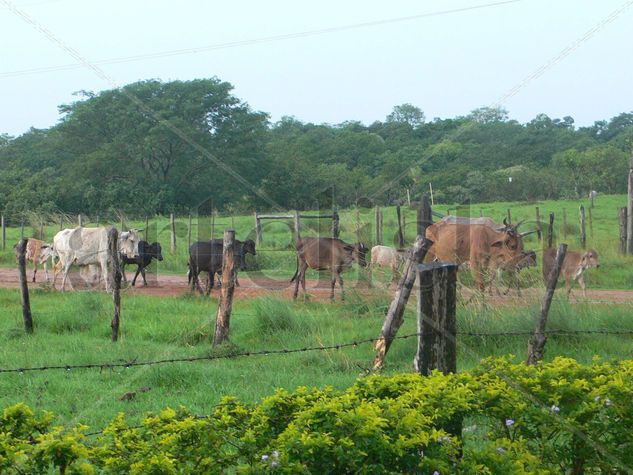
[16,215,600,299]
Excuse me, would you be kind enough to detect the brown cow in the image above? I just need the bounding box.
[425,218,531,291]
[488,249,537,296]
[292,237,368,300]
[19,238,55,282]
[542,248,600,297]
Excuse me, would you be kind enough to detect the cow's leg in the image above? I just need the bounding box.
[338,271,345,301]
[330,271,337,301]
[44,260,49,282]
[205,272,213,296]
[367,264,373,289]
[140,264,148,286]
[578,273,587,297]
[293,262,308,300]
[131,265,141,286]
[121,262,127,283]
[32,263,37,283]
[60,262,74,292]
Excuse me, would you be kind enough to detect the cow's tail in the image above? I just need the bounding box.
[290,255,299,283]
[187,259,192,285]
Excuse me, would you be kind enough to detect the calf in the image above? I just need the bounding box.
[292,237,368,301]
[488,250,537,296]
[121,241,164,286]
[18,238,54,282]
[542,248,600,297]
[368,245,408,286]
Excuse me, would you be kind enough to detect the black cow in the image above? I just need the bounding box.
[188,239,256,294]
[121,241,163,286]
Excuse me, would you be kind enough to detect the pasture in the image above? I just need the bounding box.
[1,287,632,430]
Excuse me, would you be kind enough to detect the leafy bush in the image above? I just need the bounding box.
[1,357,631,473]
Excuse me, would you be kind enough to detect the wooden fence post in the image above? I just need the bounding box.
[332,210,340,238]
[527,243,567,365]
[355,207,361,242]
[211,209,216,241]
[627,152,633,253]
[60,215,64,231]
[506,208,512,224]
[562,208,567,238]
[1,215,5,250]
[213,230,235,347]
[78,214,83,227]
[170,213,176,252]
[107,228,122,342]
[255,212,263,245]
[145,216,149,240]
[620,207,628,254]
[547,213,554,249]
[20,217,24,239]
[588,207,593,238]
[579,205,586,249]
[376,207,383,245]
[39,219,44,241]
[396,205,404,248]
[535,207,542,242]
[373,236,433,370]
[479,209,483,218]
[188,213,192,249]
[421,194,432,236]
[413,262,458,376]
[16,239,33,334]
[95,214,99,226]
[294,210,301,242]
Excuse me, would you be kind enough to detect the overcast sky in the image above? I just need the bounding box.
[1,0,631,136]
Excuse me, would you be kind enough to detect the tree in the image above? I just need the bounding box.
[386,104,425,128]
[468,106,508,124]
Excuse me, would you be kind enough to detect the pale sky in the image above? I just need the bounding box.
[1,0,631,136]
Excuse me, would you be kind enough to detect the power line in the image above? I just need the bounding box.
[0,0,522,79]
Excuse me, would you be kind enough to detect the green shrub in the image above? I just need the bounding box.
[1,357,631,473]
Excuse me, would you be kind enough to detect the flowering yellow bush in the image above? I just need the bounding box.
[0,357,631,473]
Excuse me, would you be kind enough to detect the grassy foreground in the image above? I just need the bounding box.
[0,194,631,290]
[0,288,631,429]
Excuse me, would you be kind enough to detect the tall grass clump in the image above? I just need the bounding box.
[254,297,303,335]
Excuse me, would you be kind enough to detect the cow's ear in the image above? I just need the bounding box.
[343,245,354,252]
[491,239,504,248]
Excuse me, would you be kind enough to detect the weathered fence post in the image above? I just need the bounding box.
[479,209,484,218]
[170,213,176,252]
[95,214,99,226]
[332,210,340,238]
[620,207,628,254]
[211,209,216,241]
[588,207,593,238]
[547,213,554,249]
[107,228,122,342]
[1,215,5,250]
[16,239,33,334]
[145,216,149,240]
[294,210,301,242]
[373,236,433,370]
[60,215,64,231]
[506,208,512,224]
[255,212,263,245]
[187,213,192,249]
[527,243,567,365]
[78,214,83,227]
[562,208,568,238]
[579,205,586,249]
[421,194,432,235]
[627,152,633,254]
[39,219,44,241]
[535,207,542,242]
[413,262,458,376]
[213,229,236,347]
[20,217,24,239]
[396,205,404,248]
[377,207,383,245]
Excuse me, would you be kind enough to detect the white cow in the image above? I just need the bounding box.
[52,227,140,292]
[369,245,408,286]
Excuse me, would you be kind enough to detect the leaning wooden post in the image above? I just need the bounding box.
[373,236,433,370]
[255,212,263,245]
[332,210,340,238]
[1,215,5,250]
[170,213,176,252]
[627,152,633,254]
[579,205,586,249]
[413,262,458,376]
[562,208,568,238]
[619,207,628,254]
[535,207,542,242]
[527,243,567,365]
[293,210,301,241]
[187,213,192,249]
[547,213,555,249]
[396,205,405,248]
[213,229,236,347]
[16,239,33,334]
[107,228,122,342]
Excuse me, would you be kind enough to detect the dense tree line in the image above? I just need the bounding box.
[1,77,632,217]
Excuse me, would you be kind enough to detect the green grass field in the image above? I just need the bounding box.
[1,287,632,430]
[0,194,630,289]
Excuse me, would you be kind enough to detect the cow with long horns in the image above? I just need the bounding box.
[425,217,536,291]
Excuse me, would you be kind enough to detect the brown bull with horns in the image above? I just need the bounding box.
[425,217,536,290]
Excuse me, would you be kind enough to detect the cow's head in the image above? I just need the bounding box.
[353,242,369,267]
[38,244,57,264]
[150,242,164,261]
[119,229,141,258]
[581,249,600,269]
[516,250,537,270]
[242,239,257,256]
[492,218,531,255]
[236,242,248,271]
